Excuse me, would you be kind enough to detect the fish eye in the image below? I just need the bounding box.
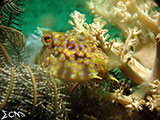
[44,36,50,41]
[42,34,52,45]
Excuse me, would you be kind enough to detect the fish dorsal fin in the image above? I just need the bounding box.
[38,27,54,34]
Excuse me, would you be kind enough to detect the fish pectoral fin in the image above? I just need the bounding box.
[89,74,102,80]
[108,75,119,83]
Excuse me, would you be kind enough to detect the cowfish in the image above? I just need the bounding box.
[34,27,109,81]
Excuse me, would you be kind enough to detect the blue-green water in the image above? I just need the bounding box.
[23,0,92,33]
[23,0,121,39]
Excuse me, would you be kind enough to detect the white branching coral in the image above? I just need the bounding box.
[69,10,110,46]
[87,0,160,74]
[87,0,160,34]
[122,27,142,60]
[146,80,160,111]
[87,0,159,71]
[69,0,160,112]
[69,11,88,34]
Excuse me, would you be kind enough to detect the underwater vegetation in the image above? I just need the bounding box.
[0,0,69,120]
[0,0,160,120]
[86,0,160,111]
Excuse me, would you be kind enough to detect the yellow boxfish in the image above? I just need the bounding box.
[34,27,109,81]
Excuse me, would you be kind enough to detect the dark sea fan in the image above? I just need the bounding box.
[0,0,25,31]
[0,0,26,64]
[0,65,69,119]
[0,45,69,119]
[0,25,25,64]
[0,1,70,119]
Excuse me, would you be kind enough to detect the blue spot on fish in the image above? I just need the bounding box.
[88,49,92,55]
[80,44,85,52]
[54,38,58,45]
[88,67,91,70]
[78,34,84,39]
[63,39,68,50]
[70,41,78,52]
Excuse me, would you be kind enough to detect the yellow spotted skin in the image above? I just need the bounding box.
[34,28,109,81]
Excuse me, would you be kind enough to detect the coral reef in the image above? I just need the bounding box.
[30,0,160,117]
[1,0,160,119]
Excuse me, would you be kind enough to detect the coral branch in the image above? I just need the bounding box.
[0,67,14,110]
[151,34,160,80]
[0,43,12,64]
[24,65,37,113]
[49,73,58,111]
[106,89,145,111]
[126,0,160,34]
[120,58,151,84]
[107,82,150,111]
